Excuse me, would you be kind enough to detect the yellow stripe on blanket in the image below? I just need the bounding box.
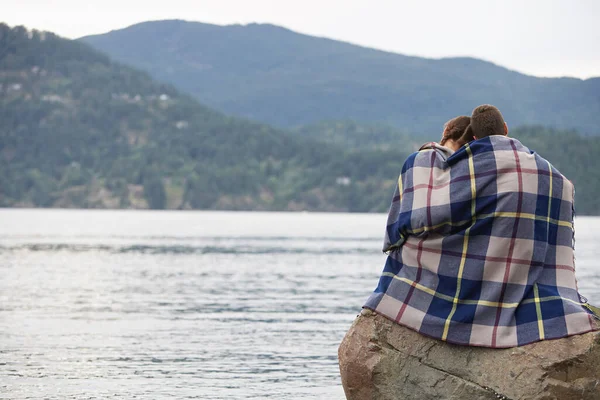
[533,283,545,340]
[383,273,589,310]
[406,212,572,236]
[442,145,477,341]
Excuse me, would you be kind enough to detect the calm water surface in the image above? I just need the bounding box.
[1,210,599,399]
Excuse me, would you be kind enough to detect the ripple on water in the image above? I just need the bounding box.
[1,210,599,399]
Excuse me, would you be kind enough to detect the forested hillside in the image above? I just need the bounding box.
[82,20,600,135]
[0,24,410,213]
[2,23,599,215]
[293,121,600,214]
[293,121,416,150]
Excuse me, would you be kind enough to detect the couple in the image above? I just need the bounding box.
[363,104,599,348]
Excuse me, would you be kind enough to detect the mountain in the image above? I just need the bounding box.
[81,20,600,135]
[0,23,413,212]
[2,23,600,215]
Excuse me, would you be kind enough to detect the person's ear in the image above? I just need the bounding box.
[504,122,508,136]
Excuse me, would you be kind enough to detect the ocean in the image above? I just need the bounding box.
[1,209,599,399]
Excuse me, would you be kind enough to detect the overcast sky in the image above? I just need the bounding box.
[2,0,599,79]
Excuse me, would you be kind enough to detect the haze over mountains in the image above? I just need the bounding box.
[81,20,600,135]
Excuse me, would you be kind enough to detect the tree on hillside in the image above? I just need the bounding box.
[143,172,166,209]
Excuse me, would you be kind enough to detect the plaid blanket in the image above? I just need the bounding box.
[364,136,598,348]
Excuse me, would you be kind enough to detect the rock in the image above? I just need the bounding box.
[338,309,600,400]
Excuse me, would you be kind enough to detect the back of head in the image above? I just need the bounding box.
[469,104,506,139]
[441,116,471,145]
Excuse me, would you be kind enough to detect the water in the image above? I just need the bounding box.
[0,210,599,399]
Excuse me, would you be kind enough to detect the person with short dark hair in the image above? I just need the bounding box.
[461,104,507,142]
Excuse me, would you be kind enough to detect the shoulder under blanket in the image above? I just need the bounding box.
[364,136,598,347]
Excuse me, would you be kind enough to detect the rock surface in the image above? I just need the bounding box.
[338,309,600,400]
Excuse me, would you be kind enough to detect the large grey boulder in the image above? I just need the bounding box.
[338,309,600,400]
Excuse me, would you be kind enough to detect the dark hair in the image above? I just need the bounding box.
[440,116,471,146]
[469,104,505,139]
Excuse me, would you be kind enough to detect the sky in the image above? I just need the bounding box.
[2,0,599,79]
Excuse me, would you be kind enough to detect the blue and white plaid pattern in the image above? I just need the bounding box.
[364,137,598,348]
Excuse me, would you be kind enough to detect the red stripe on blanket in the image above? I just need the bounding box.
[492,141,524,347]
[396,153,436,323]
[400,241,575,272]
[404,167,551,194]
